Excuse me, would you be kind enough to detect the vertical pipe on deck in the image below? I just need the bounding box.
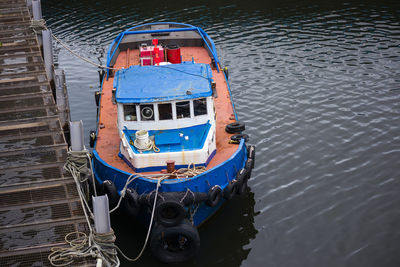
[32,0,42,47]
[70,121,84,151]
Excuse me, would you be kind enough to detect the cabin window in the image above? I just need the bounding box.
[194,98,207,116]
[176,101,190,119]
[124,105,137,121]
[158,103,173,120]
[140,104,154,121]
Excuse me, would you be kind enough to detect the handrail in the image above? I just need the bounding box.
[106,22,221,77]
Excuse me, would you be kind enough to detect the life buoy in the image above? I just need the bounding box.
[206,186,222,207]
[100,180,119,209]
[122,188,141,218]
[236,169,248,195]
[150,219,200,263]
[155,200,186,227]
[225,122,245,134]
[223,179,237,200]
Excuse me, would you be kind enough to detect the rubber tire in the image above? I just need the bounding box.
[206,186,222,207]
[150,219,200,263]
[155,200,186,227]
[231,134,249,142]
[225,122,245,134]
[101,180,119,209]
[247,145,256,168]
[223,180,237,200]
[245,158,254,180]
[122,188,141,218]
[89,130,96,148]
[236,169,248,195]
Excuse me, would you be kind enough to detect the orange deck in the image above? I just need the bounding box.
[95,47,238,174]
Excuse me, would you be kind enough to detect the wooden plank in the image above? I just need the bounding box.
[0,76,36,84]
[0,121,48,131]
[0,51,40,59]
[0,70,47,79]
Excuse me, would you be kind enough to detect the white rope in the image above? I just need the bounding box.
[51,149,120,267]
[115,177,167,262]
[133,138,160,153]
[56,148,169,265]
[30,19,120,70]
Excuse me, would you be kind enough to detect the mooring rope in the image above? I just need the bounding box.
[50,149,167,266]
[30,19,120,70]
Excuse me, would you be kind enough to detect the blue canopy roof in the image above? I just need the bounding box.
[114,63,213,103]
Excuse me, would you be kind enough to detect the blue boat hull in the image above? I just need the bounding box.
[92,139,247,226]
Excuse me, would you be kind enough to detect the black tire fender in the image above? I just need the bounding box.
[100,180,119,209]
[223,180,237,200]
[89,130,96,148]
[122,188,141,218]
[225,122,245,134]
[236,169,248,195]
[245,158,254,180]
[206,186,222,207]
[231,134,249,143]
[150,219,200,263]
[155,200,186,227]
[247,145,256,168]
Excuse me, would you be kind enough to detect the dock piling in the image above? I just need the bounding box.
[55,69,69,127]
[42,29,54,83]
[32,0,42,46]
[70,121,85,151]
[93,195,112,234]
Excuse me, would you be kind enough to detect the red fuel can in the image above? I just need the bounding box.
[166,45,181,64]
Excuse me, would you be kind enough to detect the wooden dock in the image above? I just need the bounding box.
[0,0,92,265]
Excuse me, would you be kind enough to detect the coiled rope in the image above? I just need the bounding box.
[50,149,167,266]
[132,138,160,153]
[30,19,120,70]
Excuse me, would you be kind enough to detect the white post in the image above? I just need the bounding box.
[70,121,84,151]
[42,29,54,82]
[32,0,43,47]
[93,195,112,267]
[92,195,111,233]
[55,69,68,126]
[26,0,33,14]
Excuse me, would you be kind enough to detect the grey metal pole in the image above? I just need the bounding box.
[70,121,84,151]
[93,195,113,267]
[42,29,54,82]
[55,69,68,126]
[26,0,33,14]
[92,195,111,234]
[32,0,42,47]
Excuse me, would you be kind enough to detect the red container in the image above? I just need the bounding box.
[139,44,164,65]
[166,45,181,64]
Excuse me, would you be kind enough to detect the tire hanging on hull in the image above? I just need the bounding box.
[121,188,141,218]
[100,180,119,209]
[150,219,200,263]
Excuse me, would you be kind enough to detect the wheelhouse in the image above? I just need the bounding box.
[114,62,217,171]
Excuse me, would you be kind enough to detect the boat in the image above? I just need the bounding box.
[91,22,255,263]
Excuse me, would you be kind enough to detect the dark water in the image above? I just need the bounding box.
[42,0,400,266]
